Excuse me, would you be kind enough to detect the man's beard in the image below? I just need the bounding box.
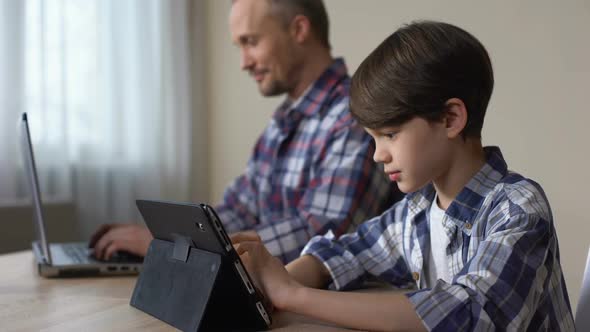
[259,78,289,97]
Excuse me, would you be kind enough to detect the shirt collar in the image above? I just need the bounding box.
[410,146,508,228]
[280,57,349,118]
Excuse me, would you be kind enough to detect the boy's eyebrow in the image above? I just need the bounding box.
[365,127,395,139]
[373,126,401,134]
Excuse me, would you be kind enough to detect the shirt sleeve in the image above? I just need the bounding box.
[301,199,415,290]
[255,124,392,263]
[406,213,563,331]
[216,116,393,263]
[214,165,260,234]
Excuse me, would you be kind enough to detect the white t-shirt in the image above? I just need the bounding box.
[422,195,453,288]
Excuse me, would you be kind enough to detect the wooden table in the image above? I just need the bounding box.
[0,251,360,331]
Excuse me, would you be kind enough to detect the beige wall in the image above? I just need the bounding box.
[0,203,79,254]
[204,0,590,311]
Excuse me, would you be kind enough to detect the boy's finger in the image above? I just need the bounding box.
[230,231,262,244]
[234,241,257,255]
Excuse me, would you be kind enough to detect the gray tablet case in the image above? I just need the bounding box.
[130,200,271,332]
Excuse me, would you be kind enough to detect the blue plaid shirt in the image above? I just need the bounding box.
[302,147,574,331]
[216,59,396,263]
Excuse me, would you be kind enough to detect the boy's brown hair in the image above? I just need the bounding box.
[350,21,494,138]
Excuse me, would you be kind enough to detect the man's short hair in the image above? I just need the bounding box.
[269,0,331,50]
[350,21,494,138]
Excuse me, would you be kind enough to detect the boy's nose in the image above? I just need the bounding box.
[373,146,392,164]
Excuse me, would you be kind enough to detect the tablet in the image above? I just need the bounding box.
[135,199,271,331]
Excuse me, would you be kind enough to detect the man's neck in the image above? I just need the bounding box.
[288,51,334,100]
[433,140,486,210]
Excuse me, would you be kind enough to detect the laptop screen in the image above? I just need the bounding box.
[19,113,52,264]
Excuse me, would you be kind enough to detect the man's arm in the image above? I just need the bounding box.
[253,124,392,263]
[215,170,260,234]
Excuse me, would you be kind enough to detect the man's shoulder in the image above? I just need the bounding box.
[309,91,365,139]
[321,76,350,109]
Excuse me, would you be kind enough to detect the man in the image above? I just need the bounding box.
[91,0,398,263]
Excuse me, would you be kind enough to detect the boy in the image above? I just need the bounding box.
[233,21,574,331]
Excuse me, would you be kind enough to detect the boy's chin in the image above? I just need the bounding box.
[397,183,414,194]
[396,181,424,194]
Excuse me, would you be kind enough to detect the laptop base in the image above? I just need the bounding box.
[32,241,142,278]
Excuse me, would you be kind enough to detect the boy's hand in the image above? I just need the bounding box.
[234,240,301,311]
[230,230,262,244]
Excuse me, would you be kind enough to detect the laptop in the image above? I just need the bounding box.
[19,112,143,277]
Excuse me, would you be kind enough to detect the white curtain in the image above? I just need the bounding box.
[0,0,199,237]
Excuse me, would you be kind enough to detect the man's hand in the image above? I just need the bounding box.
[89,224,153,260]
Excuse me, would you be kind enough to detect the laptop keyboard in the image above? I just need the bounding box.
[107,251,144,263]
[61,243,92,264]
[60,243,144,264]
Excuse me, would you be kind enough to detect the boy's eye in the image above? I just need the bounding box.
[384,132,397,139]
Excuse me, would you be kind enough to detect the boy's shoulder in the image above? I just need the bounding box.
[487,171,551,220]
[473,170,553,236]
[403,164,552,231]
[396,147,553,235]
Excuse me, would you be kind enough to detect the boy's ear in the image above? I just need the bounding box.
[443,98,468,139]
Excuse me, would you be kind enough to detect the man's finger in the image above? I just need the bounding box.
[89,224,115,248]
[93,231,115,260]
[103,242,120,261]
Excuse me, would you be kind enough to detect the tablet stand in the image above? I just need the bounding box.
[130,237,220,331]
[130,237,270,332]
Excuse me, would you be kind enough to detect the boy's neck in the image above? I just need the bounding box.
[433,139,486,210]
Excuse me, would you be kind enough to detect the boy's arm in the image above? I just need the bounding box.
[286,254,426,331]
[235,240,426,332]
[231,232,331,288]
[290,287,426,332]
[286,254,332,289]
[300,203,415,291]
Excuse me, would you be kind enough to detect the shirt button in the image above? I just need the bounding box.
[465,223,472,230]
[412,272,420,281]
